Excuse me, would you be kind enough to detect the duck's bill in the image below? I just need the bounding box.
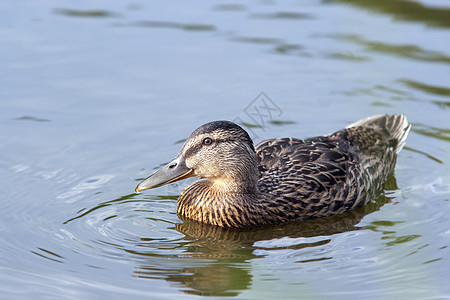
[135,155,195,193]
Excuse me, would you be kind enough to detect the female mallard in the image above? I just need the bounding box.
[136,114,410,228]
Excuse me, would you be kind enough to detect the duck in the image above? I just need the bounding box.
[135,114,410,228]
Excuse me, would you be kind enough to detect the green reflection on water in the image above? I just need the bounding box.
[333,0,450,28]
[212,4,247,12]
[399,79,450,97]
[130,20,216,32]
[273,43,304,54]
[30,247,65,264]
[364,221,422,247]
[423,258,443,264]
[404,146,443,164]
[432,100,450,109]
[338,34,450,64]
[251,12,314,20]
[15,116,51,122]
[371,101,392,107]
[232,36,282,45]
[383,234,421,247]
[411,123,450,143]
[370,220,404,227]
[268,120,297,125]
[327,52,372,62]
[53,8,120,18]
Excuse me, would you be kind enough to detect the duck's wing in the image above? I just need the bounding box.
[253,114,410,219]
[255,137,305,176]
[255,137,367,217]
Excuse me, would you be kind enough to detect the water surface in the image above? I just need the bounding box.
[1,1,449,299]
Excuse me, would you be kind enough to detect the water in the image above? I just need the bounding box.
[1,1,449,299]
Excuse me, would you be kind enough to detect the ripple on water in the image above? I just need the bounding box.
[62,191,184,259]
[57,174,115,203]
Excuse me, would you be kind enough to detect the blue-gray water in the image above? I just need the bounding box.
[1,1,449,299]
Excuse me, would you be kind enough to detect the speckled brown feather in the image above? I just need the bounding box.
[176,114,410,228]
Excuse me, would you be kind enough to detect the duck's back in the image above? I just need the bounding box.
[255,114,410,220]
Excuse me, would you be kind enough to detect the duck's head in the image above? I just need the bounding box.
[135,121,258,194]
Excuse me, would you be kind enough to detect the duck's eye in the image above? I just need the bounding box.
[202,137,213,145]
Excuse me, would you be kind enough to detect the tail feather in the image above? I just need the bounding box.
[347,114,411,154]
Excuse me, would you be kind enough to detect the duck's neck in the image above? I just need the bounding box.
[176,163,268,227]
[210,172,259,194]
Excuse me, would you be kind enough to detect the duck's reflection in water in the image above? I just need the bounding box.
[132,177,396,296]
